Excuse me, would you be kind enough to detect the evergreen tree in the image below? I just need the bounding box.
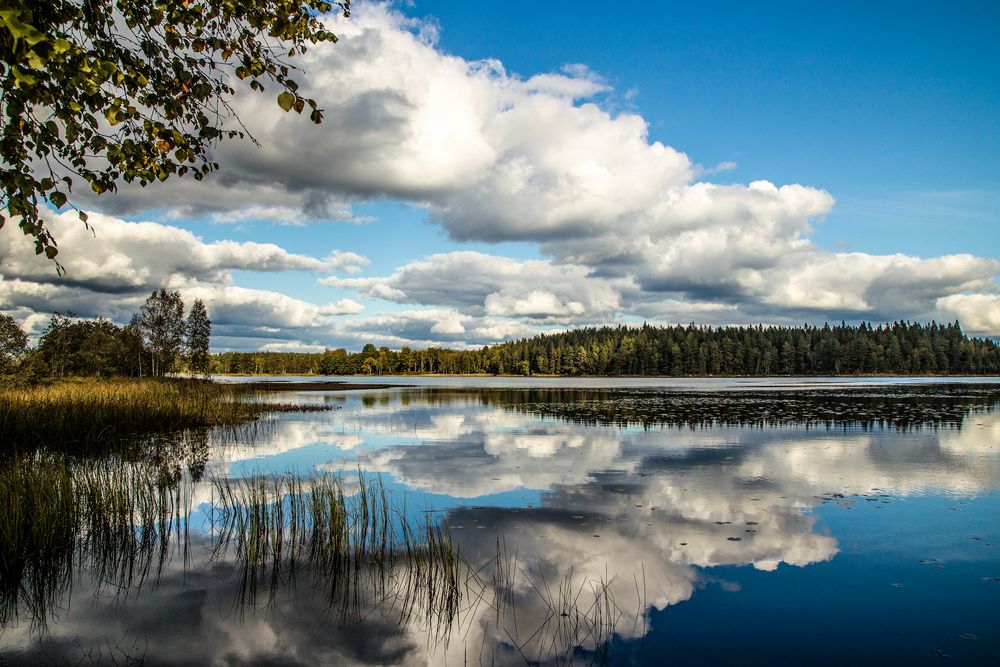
[185,299,212,374]
[205,321,1000,378]
[139,289,185,376]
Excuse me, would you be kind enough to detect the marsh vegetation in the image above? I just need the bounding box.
[0,378,332,449]
[3,382,999,665]
[210,471,461,626]
[0,447,641,665]
[0,453,189,629]
[482,384,1000,430]
[0,455,468,632]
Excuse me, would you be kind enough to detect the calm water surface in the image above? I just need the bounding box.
[2,379,999,665]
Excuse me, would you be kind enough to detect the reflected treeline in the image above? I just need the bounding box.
[387,385,1000,430]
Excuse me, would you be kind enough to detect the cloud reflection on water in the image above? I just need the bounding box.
[5,387,998,665]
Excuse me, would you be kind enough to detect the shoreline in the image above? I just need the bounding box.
[242,380,410,391]
[213,372,1000,380]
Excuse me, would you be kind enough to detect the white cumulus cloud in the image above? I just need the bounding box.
[4,1,999,343]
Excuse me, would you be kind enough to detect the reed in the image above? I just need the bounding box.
[0,453,187,629]
[455,558,628,667]
[3,454,632,664]
[0,378,330,449]
[210,473,631,661]
[210,472,461,626]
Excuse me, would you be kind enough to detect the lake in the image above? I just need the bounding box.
[2,378,999,665]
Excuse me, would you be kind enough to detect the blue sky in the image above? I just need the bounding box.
[397,0,1000,256]
[2,0,998,349]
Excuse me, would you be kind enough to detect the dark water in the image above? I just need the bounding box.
[2,381,999,665]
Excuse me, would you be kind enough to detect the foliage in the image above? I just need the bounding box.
[473,320,1000,376]
[36,312,136,377]
[119,314,149,377]
[213,321,1000,377]
[0,313,28,374]
[139,289,185,376]
[21,292,210,380]
[185,298,211,374]
[0,0,349,266]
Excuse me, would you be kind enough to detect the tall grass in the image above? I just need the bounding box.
[210,472,461,627]
[210,474,632,663]
[457,539,630,666]
[0,453,187,629]
[3,454,634,663]
[0,378,329,448]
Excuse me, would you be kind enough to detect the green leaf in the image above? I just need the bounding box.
[44,246,59,259]
[10,67,37,87]
[0,11,47,45]
[25,49,46,69]
[1,0,347,265]
[277,91,295,112]
[52,38,72,55]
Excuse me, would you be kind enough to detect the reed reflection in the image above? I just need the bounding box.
[2,385,998,665]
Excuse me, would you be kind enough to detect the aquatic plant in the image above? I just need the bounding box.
[0,378,330,449]
[468,385,1000,431]
[0,453,188,629]
[210,474,632,664]
[454,537,633,667]
[210,472,461,627]
[3,451,638,665]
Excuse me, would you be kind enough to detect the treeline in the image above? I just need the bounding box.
[0,290,212,383]
[213,321,1000,377]
[214,343,484,376]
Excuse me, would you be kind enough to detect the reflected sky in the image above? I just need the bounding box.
[3,384,999,665]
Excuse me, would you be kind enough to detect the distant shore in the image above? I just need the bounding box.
[242,380,408,391]
[214,372,999,379]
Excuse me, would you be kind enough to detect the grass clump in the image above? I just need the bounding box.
[0,377,330,448]
[210,472,460,625]
[0,453,187,629]
[2,455,634,663]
